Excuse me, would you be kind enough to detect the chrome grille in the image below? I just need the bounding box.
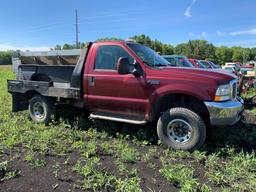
[230,80,237,100]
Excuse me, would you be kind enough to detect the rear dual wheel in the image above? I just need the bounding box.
[157,107,206,151]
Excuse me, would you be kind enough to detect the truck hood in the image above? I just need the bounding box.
[158,67,236,84]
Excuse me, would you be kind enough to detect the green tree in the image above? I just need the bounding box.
[52,35,256,64]
[174,43,188,55]
[162,44,174,55]
[62,44,75,50]
[54,45,62,50]
[174,40,216,60]
[96,37,123,42]
[215,46,233,65]
[0,51,12,65]
[249,48,256,61]
[130,34,174,55]
[131,34,152,47]
[232,47,250,63]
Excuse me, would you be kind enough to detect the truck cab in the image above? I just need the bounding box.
[8,41,244,151]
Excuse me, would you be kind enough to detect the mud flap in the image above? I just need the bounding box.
[12,93,29,112]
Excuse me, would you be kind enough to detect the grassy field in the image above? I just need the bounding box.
[0,65,256,192]
[0,65,11,70]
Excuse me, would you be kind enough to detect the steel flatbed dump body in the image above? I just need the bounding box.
[8,48,88,112]
[8,80,80,99]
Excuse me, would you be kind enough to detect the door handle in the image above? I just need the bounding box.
[88,76,95,86]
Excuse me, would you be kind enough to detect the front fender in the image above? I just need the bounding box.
[150,83,214,103]
[146,83,214,121]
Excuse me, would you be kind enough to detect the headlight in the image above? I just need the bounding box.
[214,84,231,101]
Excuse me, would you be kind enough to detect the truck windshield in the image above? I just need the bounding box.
[127,43,170,68]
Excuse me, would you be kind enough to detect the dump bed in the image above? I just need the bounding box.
[12,49,82,73]
[13,48,87,87]
[8,48,88,111]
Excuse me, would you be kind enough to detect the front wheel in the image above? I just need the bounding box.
[157,107,206,151]
[29,95,55,125]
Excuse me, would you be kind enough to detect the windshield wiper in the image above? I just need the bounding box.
[167,64,176,67]
[142,61,169,68]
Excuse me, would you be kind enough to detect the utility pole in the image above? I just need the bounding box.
[75,9,79,48]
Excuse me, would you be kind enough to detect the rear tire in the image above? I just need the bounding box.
[157,107,206,151]
[29,95,55,125]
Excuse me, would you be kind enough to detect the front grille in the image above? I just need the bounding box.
[230,80,237,100]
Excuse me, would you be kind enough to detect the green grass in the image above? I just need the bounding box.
[0,67,256,191]
[0,161,20,182]
[242,88,256,99]
[159,160,200,191]
[206,151,256,191]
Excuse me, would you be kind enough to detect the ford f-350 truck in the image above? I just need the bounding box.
[7,41,244,150]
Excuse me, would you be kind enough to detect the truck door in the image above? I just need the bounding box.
[85,43,149,119]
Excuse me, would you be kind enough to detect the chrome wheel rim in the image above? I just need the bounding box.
[33,102,45,119]
[167,119,192,143]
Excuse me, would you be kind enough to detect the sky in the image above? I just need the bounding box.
[0,0,256,51]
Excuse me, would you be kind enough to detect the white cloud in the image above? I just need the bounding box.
[200,32,207,38]
[216,39,256,48]
[230,28,256,36]
[187,31,207,39]
[0,44,51,51]
[184,0,197,18]
[216,30,226,36]
[188,32,195,37]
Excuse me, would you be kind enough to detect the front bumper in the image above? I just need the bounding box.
[204,97,244,126]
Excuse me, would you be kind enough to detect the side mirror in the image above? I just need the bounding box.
[117,57,130,74]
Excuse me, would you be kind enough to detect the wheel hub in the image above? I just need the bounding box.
[33,102,45,119]
[167,119,192,143]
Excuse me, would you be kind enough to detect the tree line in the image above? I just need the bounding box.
[52,35,256,65]
[0,51,12,65]
[1,34,256,65]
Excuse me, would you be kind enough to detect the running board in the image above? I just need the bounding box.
[90,112,147,125]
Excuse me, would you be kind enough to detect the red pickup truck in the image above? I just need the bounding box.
[8,41,244,150]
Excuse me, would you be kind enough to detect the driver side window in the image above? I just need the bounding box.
[95,45,134,70]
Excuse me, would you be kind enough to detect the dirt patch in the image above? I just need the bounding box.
[135,161,178,192]
[0,151,82,192]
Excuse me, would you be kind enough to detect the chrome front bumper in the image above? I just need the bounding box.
[204,97,244,126]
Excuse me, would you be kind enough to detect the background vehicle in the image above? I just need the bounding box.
[188,59,221,69]
[240,65,254,75]
[188,59,201,68]
[225,62,240,71]
[197,60,216,69]
[8,41,243,151]
[188,59,206,68]
[207,61,221,69]
[222,65,239,75]
[162,55,194,67]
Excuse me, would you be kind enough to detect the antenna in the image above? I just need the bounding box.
[75,9,79,48]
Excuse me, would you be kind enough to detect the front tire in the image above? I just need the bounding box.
[29,95,55,125]
[157,107,206,151]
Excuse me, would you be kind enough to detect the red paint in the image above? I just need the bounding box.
[83,41,235,120]
[188,58,201,68]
